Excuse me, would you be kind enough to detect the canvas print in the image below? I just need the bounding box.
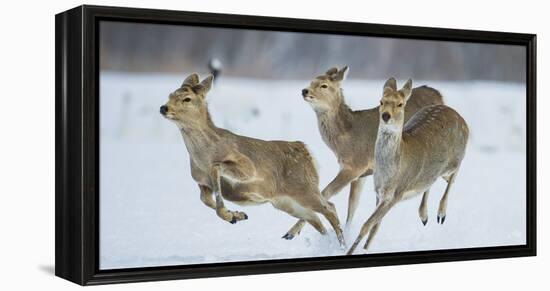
[99,21,527,269]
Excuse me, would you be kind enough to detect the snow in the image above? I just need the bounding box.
[99,72,526,269]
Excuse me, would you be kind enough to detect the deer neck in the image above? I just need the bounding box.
[374,122,404,180]
[178,113,222,156]
[316,92,353,146]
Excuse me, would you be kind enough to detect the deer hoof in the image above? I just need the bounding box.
[338,239,347,249]
[421,218,428,226]
[437,215,446,224]
[282,233,295,240]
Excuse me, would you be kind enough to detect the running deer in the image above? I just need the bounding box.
[347,78,469,255]
[160,73,345,246]
[283,66,443,240]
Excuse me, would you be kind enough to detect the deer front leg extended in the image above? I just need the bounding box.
[199,184,216,209]
[346,175,368,225]
[347,198,395,255]
[210,163,249,224]
[321,168,361,199]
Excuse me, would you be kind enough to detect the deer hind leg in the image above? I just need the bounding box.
[301,211,327,235]
[437,172,457,225]
[283,169,358,240]
[418,189,430,226]
[301,195,345,247]
[274,199,326,238]
[346,176,367,225]
[291,209,327,235]
[210,164,248,224]
[347,199,394,255]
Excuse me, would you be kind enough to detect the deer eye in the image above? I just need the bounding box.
[380,101,383,106]
[320,84,328,89]
[182,97,191,102]
[397,103,403,107]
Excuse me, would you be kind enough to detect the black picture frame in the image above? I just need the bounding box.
[55,4,537,286]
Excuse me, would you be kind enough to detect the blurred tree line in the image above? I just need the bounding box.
[100,21,525,82]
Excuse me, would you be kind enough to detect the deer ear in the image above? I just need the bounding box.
[400,79,413,101]
[325,67,338,76]
[331,65,349,82]
[383,77,397,93]
[182,73,199,87]
[193,75,214,96]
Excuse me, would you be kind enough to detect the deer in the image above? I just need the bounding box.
[283,66,444,240]
[160,73,345,247]
[346,78,469,255]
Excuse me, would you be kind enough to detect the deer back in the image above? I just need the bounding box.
[398,105,469,191]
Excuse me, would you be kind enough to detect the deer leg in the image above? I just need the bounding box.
[210,164,248,224]
[437,173,457,225]
[363,223,381,251]
[418,189,430,226]
[363,196,381,250]
[282,220,306,240]
[322,201,346,247]
[276,203,325,239]
[322,168,360,199]
[302,212,327,235]
[346,176,367,225]
[283,169,357,239]
[347,199,394,255]
[199,184,216,210]
[307,196,346,247]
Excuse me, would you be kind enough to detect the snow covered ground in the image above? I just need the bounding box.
[99,72,526,269]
